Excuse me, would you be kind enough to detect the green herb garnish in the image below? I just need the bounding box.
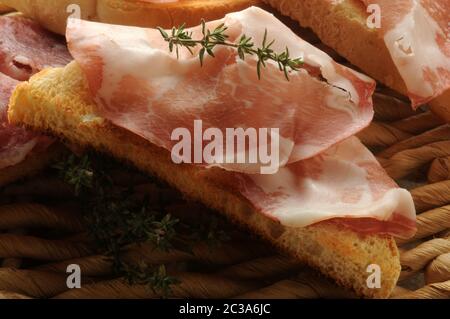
[157,20,304,80]
[53,152,229,297]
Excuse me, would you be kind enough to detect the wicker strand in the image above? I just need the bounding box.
[396,205,450,245]
[390,286,413,298]
[428,157,450,183]
[390,112,445,135]
[0,289,31,299]
[53,257,304,299]
[372,92,416,122]
[1,229,25,269]
[0,268,75,298]
[410,181,450,213]
[378,125,450,159]
[425,253,450,285]
[235,270,354,299]
[394,280,450,299]
[1,178,73,198]
[218,255,302,281]
[0,234,91,261]
[400,237,450,280]
[35,255,112,277]
[383,141,450,180]
[35,240,270,277]
[357,122,411,148]
[0,204,84,232]
[53,272,262,299]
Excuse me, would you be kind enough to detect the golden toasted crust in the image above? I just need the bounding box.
[0,3,12,13]
[8,62,401,298]
[263,0,450,121]
[0,144,65,187]
[1,0,261,35]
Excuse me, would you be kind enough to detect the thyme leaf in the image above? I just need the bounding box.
[52,153,229,298]
[157,20,304,80]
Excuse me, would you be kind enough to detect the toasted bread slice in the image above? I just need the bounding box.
[0,3,12,13]
[263,0,450,121]
[8,62,401,298]
[0,0,261,35]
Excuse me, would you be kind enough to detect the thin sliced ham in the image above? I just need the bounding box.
[0,15,72,169]
[232,136,416,239]
[0,15,72,81]
[0,73,37,167]
[66,6,375,174]
[66,6,416,238]
[360,0,450,107]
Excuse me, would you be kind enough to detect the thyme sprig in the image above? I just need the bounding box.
[53,153,180,297]
[53,154,94,196]
[123,263,180,297]
[157,20,304,80]
[53,153,229,297]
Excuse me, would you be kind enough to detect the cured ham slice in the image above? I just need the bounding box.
[66,6,416,237]
[0,73,36,168]
[0,73,52,168]
[0,15,71,169]
[0,15,72,81]
[233,136,416,238]
[360,0,450,107]
[67,6,375,174]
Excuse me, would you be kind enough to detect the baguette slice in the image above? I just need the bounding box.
[0,4,12,13]
[263,0,450,121]
[8,61,401,298]
[0,0,261,35]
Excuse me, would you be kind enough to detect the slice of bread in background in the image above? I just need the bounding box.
[263,0,450,122]
[0,0,262,35]
[8,62,401,298]
[0,3,12,13]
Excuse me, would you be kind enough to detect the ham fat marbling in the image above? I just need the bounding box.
[361,0,450,107]
[66,7,416,237]
[67,6,375,171]
[0,15,72,169]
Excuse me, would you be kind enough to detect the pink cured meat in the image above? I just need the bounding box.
[0,15,72,81]
[0,72,50,168]
[360,0,450,107]
[66,7,376,174]
[232,136,416,239]
[66,7,416,237]
[0,15,72,169]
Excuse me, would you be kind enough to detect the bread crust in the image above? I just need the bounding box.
[8,62,401,298]
[0,4,12,13]
[1,0,261,35]
[263,0,450,121]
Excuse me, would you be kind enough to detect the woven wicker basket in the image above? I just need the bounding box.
[0,14,449,300]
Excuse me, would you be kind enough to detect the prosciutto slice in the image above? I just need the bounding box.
[360,0,450,107]
[66,6,416,237]
[0,15,71,169]
[0,73,38,167]
[232,136,416,238]
[67,6,375,174]
[0,15,72,81]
